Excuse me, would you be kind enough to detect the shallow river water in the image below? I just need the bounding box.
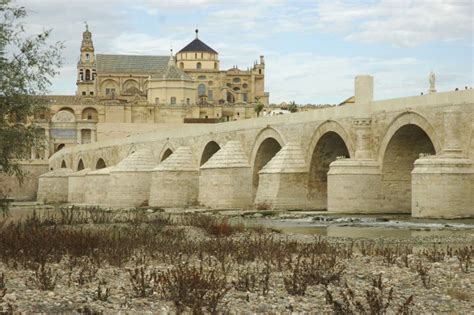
[234,213,474,239]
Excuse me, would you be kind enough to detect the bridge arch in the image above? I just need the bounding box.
[77,159,85,171]
[159,143,175,162]
[200,141,221,166]
[379,111,438,213]
[378,111,441,163]
[307,121,353,209]
[95,158,107,170]
[250,127,285,196]
[306,120,354,165]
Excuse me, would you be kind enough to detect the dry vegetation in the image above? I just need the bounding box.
[0,207,472,313]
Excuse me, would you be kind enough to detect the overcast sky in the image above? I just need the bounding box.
[14,0,474,104]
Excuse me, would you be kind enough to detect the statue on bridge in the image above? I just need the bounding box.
[429,71,437,94]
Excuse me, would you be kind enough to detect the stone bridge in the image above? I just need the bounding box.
[39,76,474,218]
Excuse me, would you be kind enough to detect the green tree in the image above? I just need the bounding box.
[288,101,298,113]
[0,1,63,207]
[254,96,264,117]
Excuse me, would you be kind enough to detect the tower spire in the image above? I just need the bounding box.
[81,23,94,52]
[168,48,174,66]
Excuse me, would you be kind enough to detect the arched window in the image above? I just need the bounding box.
[85,69,91,80]
[227,92,235,103]
[123,80,140,94]
[198,84,206,96]
[79,71,83,81]
[86,53,90,60]
[60,160,67,168]
[81,107,98,121]
[214,62,218,70]
[170,97,176,105]
[259,69,262,74]
[179,62,184,69]
[196,62,201,69]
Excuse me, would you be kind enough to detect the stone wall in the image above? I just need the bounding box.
[0,160,49,201]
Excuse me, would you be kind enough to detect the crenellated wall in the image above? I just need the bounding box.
[38,77,474,218]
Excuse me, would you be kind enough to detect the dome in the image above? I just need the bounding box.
[177,29,218,54]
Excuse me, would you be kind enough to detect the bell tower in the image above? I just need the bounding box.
[76,23,96,97]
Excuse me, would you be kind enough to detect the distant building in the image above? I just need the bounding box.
[35,26,270,157]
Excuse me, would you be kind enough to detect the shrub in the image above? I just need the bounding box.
[32,264,58,291]
[325,275,404,315]
[455,245,472,273]
[180,214,243,237]
[157,261,230,314]
[0,272,6,300]
[283,255,309,296]
[415,261,430,289]
[128,266,158,298]
[95,281,110,302]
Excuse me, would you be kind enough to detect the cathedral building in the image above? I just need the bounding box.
[36,25,269,157]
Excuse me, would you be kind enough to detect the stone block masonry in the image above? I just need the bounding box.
[39,76,474,218]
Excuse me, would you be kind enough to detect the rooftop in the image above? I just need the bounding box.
[177,30,218,54]
[96,54,169,74]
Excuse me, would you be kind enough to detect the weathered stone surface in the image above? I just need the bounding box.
[412,157,474,218]
[149,147,199,207]
[255,142,309,209]
[106,149,156,207]
[199,141,252,208]
[328,159,381,213]
[67,168,91,204]
[200,140,250,169]
[37,168,74,204]
[0,160,49,201]
[84,166,114,205]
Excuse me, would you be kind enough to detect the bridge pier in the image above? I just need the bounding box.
[84,166,114,205]
[199,140,253,209]
[149,147,199,208]
[255,142,309,209]
[68,168,91,204]
[412,111,474,218]
[412,157,473,218]
[328,117,383,213]
[328,159,381,213]
[105,149,155,207]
